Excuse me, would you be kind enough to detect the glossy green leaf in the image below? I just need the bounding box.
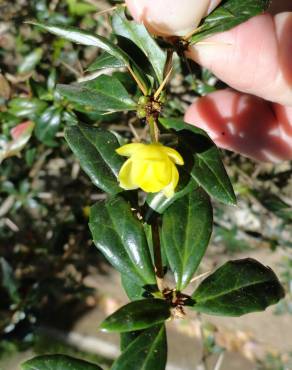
[159,118,236,205]
[8,98,47,118]
[18,48,43,74]
[21,354,103,370]
[190,0,270,44]
[113,326,167,370]
[57,75,136,113]
[35,106,62,146]
[121,274,146,301]
[191,258,285,316]
[65,124,123,194]
[87,53,126,71]
[89,196,156,286]
[120,330,143,352]
[30,22,151,94]
[100,299,170,332]
[146,173,198,214]
[112,7,167,83]
[161,188,213,290]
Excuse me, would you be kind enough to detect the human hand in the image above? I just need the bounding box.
[126,0,292,162]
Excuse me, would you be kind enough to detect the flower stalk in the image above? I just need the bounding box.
[151,217,164,292]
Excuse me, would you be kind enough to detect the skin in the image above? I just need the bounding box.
[125,0,222,36]
[186,10,292,161]
[126,0,292,162]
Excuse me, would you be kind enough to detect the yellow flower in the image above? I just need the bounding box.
[116,143,184,197]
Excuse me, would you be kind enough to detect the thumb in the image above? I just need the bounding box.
[187,13,292,107]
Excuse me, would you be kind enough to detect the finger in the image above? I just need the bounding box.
[187,13,292,107]
[184,89,292,162]
[125,0,222,36]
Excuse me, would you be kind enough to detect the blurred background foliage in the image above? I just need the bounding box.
[0,0,291,368]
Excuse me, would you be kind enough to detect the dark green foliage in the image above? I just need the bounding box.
[65,124,123,195]
[89,196,156,286]
[21,354,103,370]
[112,7,167,84]
[159,118,236,205]
[100,299,170,332]
[190,0,270,44]
[191,258,285,316]
[57,75,136,113]
[162,188,213,290]
[113,326,167,370]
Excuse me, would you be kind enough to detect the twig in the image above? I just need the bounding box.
[0,195,15,218]
[151,218,164,291]
[213,352,225,370]
[190,271,211,283]
[154,67,173,100]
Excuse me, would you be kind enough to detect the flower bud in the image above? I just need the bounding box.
[138,96,150,105]
[125,0,222,37]
[137,107,147,119]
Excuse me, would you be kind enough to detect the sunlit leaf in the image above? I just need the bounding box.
[190,0,270,44]
[100,299,170,332]
[114,326,167,370]
[162,188,213,290]
[190,258,285,316]
[112,7,167,83]
[159,118,236,205]
[89,196,156,286]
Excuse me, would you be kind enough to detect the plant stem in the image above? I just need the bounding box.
[148,116,159,143]
[151,218,164,292]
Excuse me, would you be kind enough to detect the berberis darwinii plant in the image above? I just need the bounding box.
[22,0,285,369]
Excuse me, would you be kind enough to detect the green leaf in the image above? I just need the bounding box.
[57,75,136,113]
[121,274,146,301]
[190,0,270,44]
[65,124,123,194]
[21,354,103,370]
[100,299,170,332]
[161,188,213,290]
[254,191,292,223]
[113,326,167,370]
[89,196,156,286]
[120,330,143,352]
[87,53,126,72]
[159,118,236,205]
[18,48,43,74]
[146,173,198,214]
[8,98,47,118]
[0,258,20,303]
[112,7,167,83]
[35,106,62,146]
[191,258,285,316]
[30,22,151,94]
[66,0,96,16]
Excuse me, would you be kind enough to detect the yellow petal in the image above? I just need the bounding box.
[132,143,168,161]
[118,159,138,190]
[162,163,179,198]
[152,159,172,185]
[116,143,145,157]
[161,146,184,165]
[137,164,166,193]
